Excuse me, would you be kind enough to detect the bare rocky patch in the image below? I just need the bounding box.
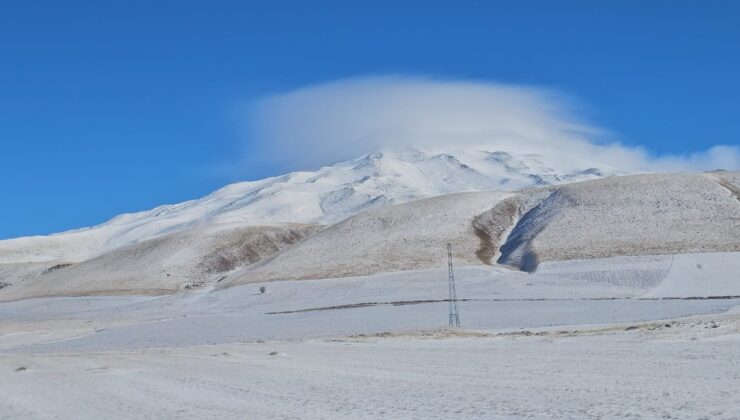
[41,263,73,275]
[472,197,519,264]
[198,227,316,275]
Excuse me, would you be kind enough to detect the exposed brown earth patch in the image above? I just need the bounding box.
[471,197,519,265]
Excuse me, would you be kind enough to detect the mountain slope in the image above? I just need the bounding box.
[220,171,739,287]
[0,223,320,301]
[0,147,620,264]
[493,171,740,271]
[220,191,511,285]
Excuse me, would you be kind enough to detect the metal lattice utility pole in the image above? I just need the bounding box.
[447,243,461,328]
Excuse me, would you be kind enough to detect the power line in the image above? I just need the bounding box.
[447,243,461,328]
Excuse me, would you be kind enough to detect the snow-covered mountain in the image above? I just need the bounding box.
[0,147,626,264]
[4,170,737,301]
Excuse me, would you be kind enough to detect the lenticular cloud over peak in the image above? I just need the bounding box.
[250,76,739,172]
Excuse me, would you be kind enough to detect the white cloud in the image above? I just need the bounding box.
[247,75,739,172]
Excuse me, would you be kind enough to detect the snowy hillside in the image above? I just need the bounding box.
[0,223,320,301]
[223,171,739,287]
[222,191,512,285]
[494,171,740,271]
[0,147,620,264]
[1,169,737,300]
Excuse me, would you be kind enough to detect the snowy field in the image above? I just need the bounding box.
[3,326,740,419]
[2,252,740,418]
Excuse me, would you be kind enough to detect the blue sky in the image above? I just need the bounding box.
[1,0,739,239]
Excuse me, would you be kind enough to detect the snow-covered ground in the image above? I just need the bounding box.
[2,252,737,352]
[2,252,739,418]
[4,326,739,419]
